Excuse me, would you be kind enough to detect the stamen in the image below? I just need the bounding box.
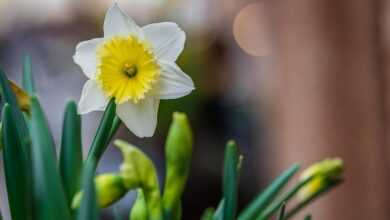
[123,63,138,78]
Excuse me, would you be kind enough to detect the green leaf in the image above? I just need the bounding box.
[85,99,117,170]
[60,101,83,206]
[0,68,29,148]
[29,96,71,220]
[238,163,300,220]
[0,68,33,220]
[213,199,225,220]
[303,214,312,220]
[22,54,35,94]
[77,159,99,220]
[223,140,239,220]
[2,104,33,220]
[201,208,215,220]
[256,176,314,220]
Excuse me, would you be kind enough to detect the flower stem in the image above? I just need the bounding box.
[106,115,121,146]
[85,99,117,170]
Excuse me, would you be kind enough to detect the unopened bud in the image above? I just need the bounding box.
[130,189,148,220]
[298,158,344,200]
[72,173,127,208]
[115,139,162,220]
[163,112,193,216]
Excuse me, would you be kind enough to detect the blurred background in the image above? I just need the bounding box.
[0,0,389,219]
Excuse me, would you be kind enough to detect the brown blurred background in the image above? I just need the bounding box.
[0,0,390,219]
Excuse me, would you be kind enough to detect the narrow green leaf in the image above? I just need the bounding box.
[0,68,29,147]
[213,199,225,220]
[277,203,286,220]
[85,99,116,170]
[22,54,35,94]
[2,104,33,220]
[256,176,314,220]
[30,96,71,220]
[284,180,342,219]
[201,208,215,220]
[223,140,239,220]
[77,159,99,220]
[0,73,34,214]
[238,163,300,220]
[60,101,83,206]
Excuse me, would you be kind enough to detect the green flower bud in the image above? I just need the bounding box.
[72,173,127,208]
[115,139,162,220]
[298,158,344,200]
[163,112,193,219]
[130,189,148,220]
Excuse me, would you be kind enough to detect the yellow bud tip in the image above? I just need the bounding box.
[298,158,344,200]
[114,139,129,151]
[172,111,187,121]
[301,158,344,181]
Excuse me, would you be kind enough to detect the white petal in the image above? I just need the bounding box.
[116,98,160,138]
[73,38,103,79]
[78,80,109,114]
[104,2,142,38]
[154,61,194,99]
[142,22,185,62]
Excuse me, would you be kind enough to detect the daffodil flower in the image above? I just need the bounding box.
[74,2,194,137]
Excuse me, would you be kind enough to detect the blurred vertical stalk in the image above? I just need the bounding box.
[265,0,390,219]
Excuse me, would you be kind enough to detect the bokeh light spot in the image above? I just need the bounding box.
[233,3,272,57]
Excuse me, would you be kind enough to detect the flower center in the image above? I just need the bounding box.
[96,36,160,104]
[123,63,138,78]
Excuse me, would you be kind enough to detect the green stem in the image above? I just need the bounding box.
[85,99,117,170]
[256,176,314,220]
[106,116,121,145]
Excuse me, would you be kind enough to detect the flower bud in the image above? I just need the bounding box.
[298,158,344,200]
[72,173,127,208]
[130,189,148,220]
[115,139,162,220]
[163,112,193,218]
